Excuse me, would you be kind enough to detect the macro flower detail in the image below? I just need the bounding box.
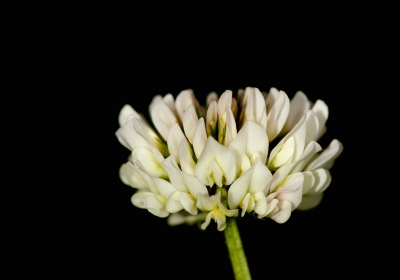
[117,87,343,231]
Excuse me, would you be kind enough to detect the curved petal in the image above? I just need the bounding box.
[181,172,208,199]
[131,191,153,209]
[175,89,195,122]
[217,90,232,118]
[271,172,304,209]
[180,192,198,215]
[228,168,252,209]
[118,104,141,126]
[197,192,219,212]
[116,118,154,151]
[183,105,198,144]
[280,90,311,135]
[131,118,169,157]
[302,171,315,194]
[150,99,178,141]
[270,200,292,223]
[312,99,329,140]
[195,137,236,187]
[147,194,169,218]
[304,110,320,146]
[308,169,332,194]
[297,193,324,211]
[131,147,167,178]
[248,159,273,193]
[253,191,268,216]
[165,191,184,213]
[304,139,343,171]
[167,212,207,226]
[178,138,196,176]
[266,89,290,141]
[162,93,177,117]
[119,162,148,189]
[206,91,218,107]
[229,120,269,171]
[193,118,207,159]
[268,114,307,170]
[167,123,186,164]
[224,108,237,147]
[161,156,188,192]
[206,100,218,137]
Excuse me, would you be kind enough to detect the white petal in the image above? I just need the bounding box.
[131,191,153,209]
[217,90,232,118]
[201,212,213,230]
[178,138,196,176]
[264,198,279,216]
[216,211,227,231]
[119,162,148,189]
[162,93,177,117]
[193,118,207,159]
[240,193,251,216]
[266,90,290,141]
[118,104,141,127]
[147,194,169,218]
[224,108,237,147]
[129,161,159,194]
[304,110,320,146]
[133,161,175,199]
[280,90,311,135]
[270,200,292,223]
[183,105,198,144]
[206,100,218,136]
[167,124,186,164]
[132,118,169,157]
[290,141,322,173]
[197,192,220,211]
[167,212,207,226]
[242,87,267,130]
[161,156,188,192]
[229,120,269,172]
[275,172,304,209]
[116,119,153,151]
[297,193,324,210]
[253,191,268,216]
[206,91,218,107]
[304,139,343,171]
[195,137,236,186]
[149,95,162,114]
[268,136,295,169]
[228,168,252,209]
[210,160,224,187]
[268,161,298,194]
[165,191,184,213]
[308,169,332,194]
[180,192,198,215]
[240,154,251,174]
[175,89,195,122]
[312,99,329,140]
[268,114,307,169]
[181,172,208,199]
[150,99,178,141]
[248,159,273,193]
[302,171,315,194]
[131,147,167,178]
[151,176,176,201]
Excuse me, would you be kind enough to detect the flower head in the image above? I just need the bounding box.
[116,87,343,231]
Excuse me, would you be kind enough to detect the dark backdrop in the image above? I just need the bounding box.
[2,1,399,279]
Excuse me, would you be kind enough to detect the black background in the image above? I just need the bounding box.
[2,1,399,279]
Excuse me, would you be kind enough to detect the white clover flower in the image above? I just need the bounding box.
[116,87,343,231]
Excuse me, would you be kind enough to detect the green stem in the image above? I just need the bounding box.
[224,218,252,280]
